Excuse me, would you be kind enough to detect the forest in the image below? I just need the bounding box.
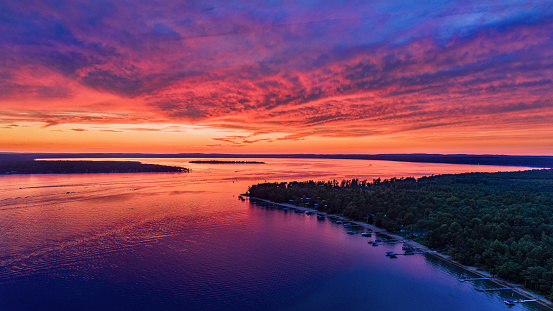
[247,169,553,298]
[0,160,188,174]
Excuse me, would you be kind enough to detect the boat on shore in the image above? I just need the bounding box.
[504,299,516,305]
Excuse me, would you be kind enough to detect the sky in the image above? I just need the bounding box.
[1,0,553,155]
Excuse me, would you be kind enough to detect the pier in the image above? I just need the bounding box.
[504,299,537,305]
[384,251,430,257]
[459,277,490,282]
[476,287,512,292]
[381,239,405,244]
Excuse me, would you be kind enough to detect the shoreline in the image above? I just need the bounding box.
[2,171,187,176]
[246,195,553,310]
[0,160,188,175]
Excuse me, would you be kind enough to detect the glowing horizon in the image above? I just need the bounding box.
[1,1,553,155]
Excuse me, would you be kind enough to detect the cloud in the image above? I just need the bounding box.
[1,0,553,150]
[276,133,310,141]
[80,69,145,97]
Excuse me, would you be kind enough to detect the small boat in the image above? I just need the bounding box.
[385,251,395,256]
[336,220,343,224]
[361,232,371,237]
[504,299,516,305]
[294,209,304,213]
[372,243,378,246]
[389,254,397,258]
[317,214,325,220]
[347,231,355,235]
[305,211,313,215]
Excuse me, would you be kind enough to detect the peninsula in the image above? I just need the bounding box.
[0,160,188,174]
[247,169,553,302]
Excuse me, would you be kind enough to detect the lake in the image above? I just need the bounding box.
[0,158,547,310]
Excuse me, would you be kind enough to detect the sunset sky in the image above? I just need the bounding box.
[1,1,552,155]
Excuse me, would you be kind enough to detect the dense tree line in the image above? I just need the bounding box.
[0,160,188,174]
[247,169,553,298]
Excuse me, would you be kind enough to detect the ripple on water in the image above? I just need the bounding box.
[0,163,547,311]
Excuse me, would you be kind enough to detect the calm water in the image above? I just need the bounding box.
[0,159,546,310]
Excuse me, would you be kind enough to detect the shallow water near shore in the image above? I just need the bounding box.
[0,158,548,310]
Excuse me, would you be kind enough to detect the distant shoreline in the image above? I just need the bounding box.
[189,160,265,164]
[0,160,188,175]
[1,153,552,168]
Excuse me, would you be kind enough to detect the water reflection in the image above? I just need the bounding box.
[0,159,545,310]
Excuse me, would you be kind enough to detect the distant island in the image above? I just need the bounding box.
[189,160,265,164]
[0,160,188,175]
[247,169,553,300]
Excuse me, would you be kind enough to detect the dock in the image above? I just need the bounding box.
[476,287,512,292]
[384,251,430,257]
[459,277,490,282]
[395,251,429,255]
[381,239,404,244]
[504,299,537,305]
